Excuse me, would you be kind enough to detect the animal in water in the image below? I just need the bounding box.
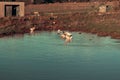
[57,29,66,39]
[60,33,66,39]
[57,29,72,45]
[57,29,62,34]
[64,33,72,45]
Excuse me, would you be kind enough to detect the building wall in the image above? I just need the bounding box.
[0,0,33,4]
[0,3,4,17]
[0,2,24,17]
[0,0,94,4]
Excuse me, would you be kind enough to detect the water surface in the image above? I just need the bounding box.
[0,32,120,80]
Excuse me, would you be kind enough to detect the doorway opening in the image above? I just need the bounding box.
[5,5,19,17]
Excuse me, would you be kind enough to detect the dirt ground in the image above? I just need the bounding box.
[1,2,120,39]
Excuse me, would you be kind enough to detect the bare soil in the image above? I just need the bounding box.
[0,2,120,39]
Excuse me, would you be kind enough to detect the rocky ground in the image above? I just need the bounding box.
[1,2,120,39]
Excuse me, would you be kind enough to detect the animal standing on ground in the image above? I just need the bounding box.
[30,27,35,33]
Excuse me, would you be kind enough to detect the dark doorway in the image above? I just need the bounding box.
[12,5,19,16]
[5,5,19,17]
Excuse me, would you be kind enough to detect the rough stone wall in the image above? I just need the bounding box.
[25,2,91,14]
[25,1,118,15]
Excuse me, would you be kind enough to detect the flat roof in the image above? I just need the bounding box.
[0,2,24,5]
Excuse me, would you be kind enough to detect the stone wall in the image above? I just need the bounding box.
[25,2,117,15]
[25,2,91,14]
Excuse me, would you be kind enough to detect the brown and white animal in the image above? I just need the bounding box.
[57,29,72,45]
[64,33,72,45]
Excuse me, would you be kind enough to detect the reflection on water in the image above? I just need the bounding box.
[0,31,120,80]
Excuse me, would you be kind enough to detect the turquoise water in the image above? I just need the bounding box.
[0,31,120,80]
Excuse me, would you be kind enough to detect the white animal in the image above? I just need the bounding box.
[64,35,72,45]
[57,29,63,34]
[64,32,72,37]
[30,27,35,33]
[60,33,66,39]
